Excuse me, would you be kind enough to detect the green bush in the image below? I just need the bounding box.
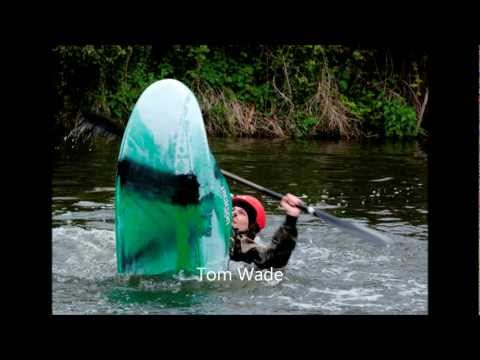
[52,45,428,141]
[383,97,418,138]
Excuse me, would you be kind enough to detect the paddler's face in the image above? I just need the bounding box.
[232,206,249,232]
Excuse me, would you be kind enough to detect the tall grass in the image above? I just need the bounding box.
[198,87,286,138]
[197,64,362,139]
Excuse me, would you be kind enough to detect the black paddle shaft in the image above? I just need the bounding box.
[220,170,307,208]
[221,169,390,246]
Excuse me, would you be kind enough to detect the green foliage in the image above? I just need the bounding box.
[52,45,428,141]
[53,45,156,123]
[383,97,418,138]
[293,112,319,137]
[342,90,419,138]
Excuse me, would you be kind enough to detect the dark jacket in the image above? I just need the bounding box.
[229,215,297,269]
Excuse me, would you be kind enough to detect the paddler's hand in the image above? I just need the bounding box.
[280,193,302,217]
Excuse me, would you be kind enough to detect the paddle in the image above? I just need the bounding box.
[221,170,390,246]
[74,111,390,246]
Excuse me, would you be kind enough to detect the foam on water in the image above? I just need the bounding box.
[85,187,116,193]
[72,201,113,208]
[52,218,427,314]
[52,226,116,281]
[53,209,115,222]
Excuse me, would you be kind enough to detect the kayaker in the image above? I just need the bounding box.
[229,193,301,270]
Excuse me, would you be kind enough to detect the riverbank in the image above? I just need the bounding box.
[52,45,429,144]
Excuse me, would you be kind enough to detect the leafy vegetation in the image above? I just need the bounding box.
[52,45,428,143]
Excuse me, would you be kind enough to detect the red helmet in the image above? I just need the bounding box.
[232,195,266,230]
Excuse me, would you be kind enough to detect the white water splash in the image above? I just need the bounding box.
[370,177,394,182]
[52,226,116,281]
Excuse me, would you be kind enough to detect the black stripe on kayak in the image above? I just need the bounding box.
[117,158,200,205]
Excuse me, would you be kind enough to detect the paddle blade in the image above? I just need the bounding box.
[66,111,126,143]
[311,207,391,246]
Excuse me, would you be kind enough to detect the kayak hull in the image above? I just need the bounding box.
[115,79,232,275]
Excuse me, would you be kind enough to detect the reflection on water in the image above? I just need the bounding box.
[52,137,427,314]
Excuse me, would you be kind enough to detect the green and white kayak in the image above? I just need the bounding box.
[115,79,232,275]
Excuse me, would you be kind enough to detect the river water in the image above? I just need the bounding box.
[52,138,427,314]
